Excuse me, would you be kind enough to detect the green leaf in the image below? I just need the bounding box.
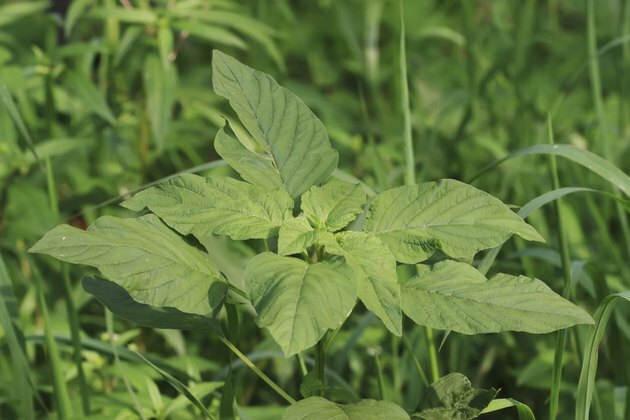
[212,50,339,198]
[471,144,630,198]
[576,291,630,420]
[122,173,293,241]
[245,252,357,356]
[364,179,544,263]
[0,1,48,27]
[414,373,497,419]
[82,277,222,335]
[173,21,248,49]
[335,232,402,336]
[302,179,366,231]
[481,398,535,420]
[65,71,117,125]
[214,127,283,190]
[340,400,410,419]
[283,397,347,420]
[88,7,157,24]
[278,215,318,256]
[29,215,222,315]
[283,397,410,420]
[401,261,594,334]
[144,54,176,152]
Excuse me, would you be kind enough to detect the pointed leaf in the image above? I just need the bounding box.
[65,71,116,125]
[364,179,544,263]
[245,252,357,356]
[278,215,318,256]
[336,232,402,336]
[401,261,594,334]
[302,179,366,231]
[29,215,221,314]
[144,54,176,152]
[122,173,293,240]
[214,127,283,190]
[212,50,338,198]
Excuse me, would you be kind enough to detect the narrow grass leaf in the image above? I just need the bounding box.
[30,214,223,315]
[245,252,357,356]
[65,71,117,125]
[0,1,47,27]
[173,21,247,49]
[132,350,216,419]
[64,0,92,36]
[576,292,630,420]
[122,174,294,240]
[143,54,176,151]
[364,179,544,263]
[401,261,594,334]
[212,50,339,198]
[88,7,157,24]
[471,144,630,197]
[0,256,35,419]
[0,82,41,168]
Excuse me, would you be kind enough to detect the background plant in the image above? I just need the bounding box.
[1,0,629,419]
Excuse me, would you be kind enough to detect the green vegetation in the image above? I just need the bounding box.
[1,1,629,419]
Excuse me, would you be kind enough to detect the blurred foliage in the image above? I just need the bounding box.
[1,0,629,418]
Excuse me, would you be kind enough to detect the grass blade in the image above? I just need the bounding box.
[576,292,630,420]
[0,255,35,420]
[399,0,414,186]
[469,144,630,197]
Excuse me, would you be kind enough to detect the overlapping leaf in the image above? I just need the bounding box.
[335,232,402,336]
[401,261,594,334]
[278,215,318,256]
[245,252,356,356]
[364,179,544,263]
[29,215,221,314]
[212,50,338,198]
[301,179,366,231]
[122,173,293,240]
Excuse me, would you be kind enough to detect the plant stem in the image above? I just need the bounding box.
[547,116,572,420]
[375,353,385,400]
[220,337,296,404]
[426,327,440,382]
[315,332,328,396]
[399,0,414,186]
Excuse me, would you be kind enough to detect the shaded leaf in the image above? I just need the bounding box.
[414,373,497,419]
[30,215,221,314]
[283,397,410,420]
[401,261,594,334]
[65,71,116,125]
[123,173,293,241]
[144,54,176,151]
[245,252,356,356]
[364,179,544,263]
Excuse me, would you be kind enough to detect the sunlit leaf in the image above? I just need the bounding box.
[301,179,366,231]
[278,215,318,256]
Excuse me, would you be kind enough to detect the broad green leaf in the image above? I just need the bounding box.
[245,252,356,356]
[481,398,535,420]
[122,173,293,241]
[364,179,544,263]
[83,277,222,335]
[576,291,630,420]
[302,179,366,231]
[283,397,347,420]
[401,261,594,334]
[278,215,318,256]
[414,373,497,419]
[335,232,402,336]
[144,54,176,152]
[340,400,410,419]
[212,50,339,198]
[65,71,117,125]
[29,215,221,314]
[284,397,410,420]
[214,127,283,190]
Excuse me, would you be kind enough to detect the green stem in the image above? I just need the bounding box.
[399,0,414,185]
[315,333,328,396]
[375,353,385,400]
[426,327,440,382]
[220,337,296,404]
[296,353,308,377]
[547,116,572,420]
